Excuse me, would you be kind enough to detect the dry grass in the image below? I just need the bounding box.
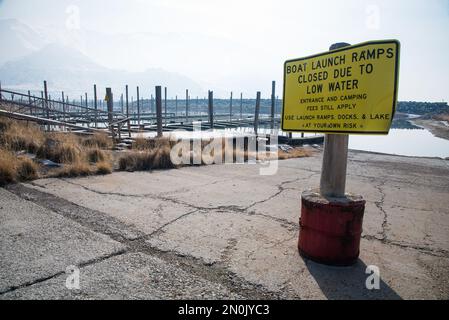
[82,132,112,149]
[16,157,39,181]
[132,136,172,150]
[0,118,313,182]
[132,135,150,150]
[118,144,175,172]
[120,136,176,171]
[0,118,117,181]
[123,137,311,169]
[87,147,107,163]
[36,133,82,164]
[53,161,92,178]
[153,145,175,169]
[278,148,312,160]
[96,161,112,175]
[119,151,156,171]
[0,119,45,153]
[0,117,10,132]
[0,149,40,185]
[0,149,17,185]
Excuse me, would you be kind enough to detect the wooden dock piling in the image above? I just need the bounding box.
[43,81,50,130]
[208,90,214,129]
[254,91,260,135]
[156,86,163,137]
[271,81,275,130]
[164,87,167,124]
[240,93,243,120]
[185,89,189,123]
[94,85,98,128]
[230,91,233,121]
[137,86,140,126]
[106,87,114,137]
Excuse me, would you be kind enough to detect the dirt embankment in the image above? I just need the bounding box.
[412,117,449,141]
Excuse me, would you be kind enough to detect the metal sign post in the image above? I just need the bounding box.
[320,43,351,198]
[281,40,400,266]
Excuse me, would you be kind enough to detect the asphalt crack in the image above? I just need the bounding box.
[374,181,388,241]
[56,177,303,230]
[3,183,285,300]
[0,249,127,296]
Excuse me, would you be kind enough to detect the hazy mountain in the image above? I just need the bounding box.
[0,18,268,98]
[0,43,202,98]
[0,19,46,66]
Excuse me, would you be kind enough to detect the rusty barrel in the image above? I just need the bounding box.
[298,189,365,266]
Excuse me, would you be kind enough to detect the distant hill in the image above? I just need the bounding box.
[0,43,202,98]
[396,101,449,115]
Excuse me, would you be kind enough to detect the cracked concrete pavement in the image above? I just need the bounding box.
[1,150,449,299]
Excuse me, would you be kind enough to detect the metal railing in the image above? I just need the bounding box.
[0,88,127,131]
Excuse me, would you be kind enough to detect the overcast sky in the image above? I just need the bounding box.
[0,0,448,100]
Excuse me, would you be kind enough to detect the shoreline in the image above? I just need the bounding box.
[410,118,449,141]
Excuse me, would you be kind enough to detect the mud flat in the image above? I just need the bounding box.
[1,150,449,299]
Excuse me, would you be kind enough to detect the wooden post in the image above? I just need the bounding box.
[276,95,279,117]
[85,92,89,128]
[271,81,275,130]
[61,91,65,122]
[254,91,260,135]
[131,96,134,116]
[65,95,69,123]
[126,85,131,137]
[155,86,163,137]
[150,94,154,114]
[137,86,140,125]
[175,95,178,118]
[125,85,129,118]
[230,91,233,122]
[164,87,167,124]
[319,42,351,198]
[120,94,124,114]
[43,81,50,130]
[0,81,2,101]
[94,84,98,128]
[240,93,243,120]
[106,87,114,137]
[28,90,32,115]
[208,90,214,129]
[185,89,189,123]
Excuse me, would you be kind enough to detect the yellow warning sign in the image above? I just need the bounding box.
[282,40,400,134]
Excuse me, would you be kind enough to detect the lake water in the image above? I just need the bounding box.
[232,125,449,158]
[132,123,449,159]
[348,128,449,158]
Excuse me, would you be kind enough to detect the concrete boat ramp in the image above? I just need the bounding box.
[1,150,448,299]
